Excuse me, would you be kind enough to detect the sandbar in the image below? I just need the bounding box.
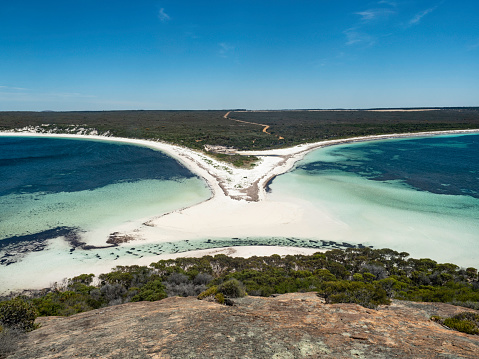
[0,128,478,293]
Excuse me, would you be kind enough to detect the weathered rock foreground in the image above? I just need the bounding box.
[10,293,479,358]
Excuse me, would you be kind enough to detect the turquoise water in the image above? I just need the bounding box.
[0,136,211,245]
[268,134,479,265]
[2,133,479,270]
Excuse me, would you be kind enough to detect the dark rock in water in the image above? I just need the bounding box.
[106,232,137,245]
[10,293,479,358]
[0,227,79,250]
[0,227,82,266]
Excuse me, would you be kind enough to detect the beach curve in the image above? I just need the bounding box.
[2,128,478,243]
[1,128,479,293]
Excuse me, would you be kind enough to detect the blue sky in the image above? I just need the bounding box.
[1,0,478,110]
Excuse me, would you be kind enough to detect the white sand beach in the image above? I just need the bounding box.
[1,128,478,293]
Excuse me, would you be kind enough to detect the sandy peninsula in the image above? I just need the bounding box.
[1,128,478,293]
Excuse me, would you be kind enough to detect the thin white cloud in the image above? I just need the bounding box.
[345,6,396,46]
[378,0,397,6]
[356,10,377,21]
[218,43,235,58]
[344,28,375,46]
[355,9,395,22]
[158,8,170,22]
[409,6,437,25]
[0,85,28,91]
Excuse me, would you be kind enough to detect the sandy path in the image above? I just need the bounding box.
[224,111,273,135]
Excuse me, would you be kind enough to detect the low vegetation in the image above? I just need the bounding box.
[2,108,478,167]
[1,109,479,153]
[432,312,479,335]
[0,298,37,358]
[230,108,479,148]
[1,248,478,338]
[0,298,37,332]
[208,153,259,168]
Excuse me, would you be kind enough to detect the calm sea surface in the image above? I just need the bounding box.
[268,133,479,265]
[1,134,478,267]
[0,136,211,242]
[298,133,479,199]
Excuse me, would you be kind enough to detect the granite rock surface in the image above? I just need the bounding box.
[8,293,479,358]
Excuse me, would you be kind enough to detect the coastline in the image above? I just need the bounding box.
[2,128,478,203]
[1,128,479,293]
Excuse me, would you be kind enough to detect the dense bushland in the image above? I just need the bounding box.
[1,248,478,323]
[1,109,479,152]
[231,108,479,148]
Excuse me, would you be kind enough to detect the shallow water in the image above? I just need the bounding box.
[1,133,479,292]
[268,134,479,265]
[0,136,211,242]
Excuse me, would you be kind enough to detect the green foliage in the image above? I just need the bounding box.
[1,109,478,152]
[32,291,98,317]
[444,318,479,335]
[318,281,391,309]
[217,279,246,298]
[215,293,225,305]
[209,153,259,167]
[0,298,38,332]
[4,247,479,318]
[433,312,479,335]
[362,272,376,283]
[69,273,95,285]
[197,286,218,300]
[314,269,337,282]
[99,270,134,289]
[397,281,479,303]
[130,280,167,302]
[353,273,364,282]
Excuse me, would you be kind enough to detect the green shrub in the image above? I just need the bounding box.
[217,279,246,298]
[32,291,98,317]
[197,286,218,300]
[68,273,95,285]
[130,280,167,302]
[0,298,38,332]
[352,273,364,282]
[313,269,337,282]
[443,312,479,335]
[318,281,391,309]
[215,293,225,304]
[362,272,376,283]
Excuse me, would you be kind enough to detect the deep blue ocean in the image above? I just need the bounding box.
[1,133,478,280]
[0,136,196,196]
[0,136,210,245]
[298,134,479,199]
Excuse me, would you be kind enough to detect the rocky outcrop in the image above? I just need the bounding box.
[9,293,479,358]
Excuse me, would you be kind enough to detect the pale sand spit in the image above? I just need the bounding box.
[1,128,478,292]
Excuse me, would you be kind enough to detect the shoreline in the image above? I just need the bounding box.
[1,128,479,293]
[2,128,479,204]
